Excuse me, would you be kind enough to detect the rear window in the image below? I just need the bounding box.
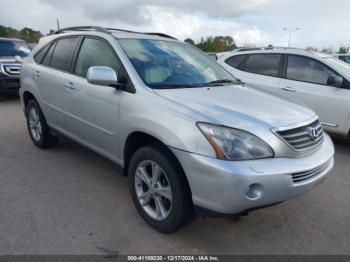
[0,40,31,57]
[225,55,246,68]
[339,55,350,63]
[244,54,281,77]
[50,37,79,71]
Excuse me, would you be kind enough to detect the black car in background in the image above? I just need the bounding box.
[0,38,31,94]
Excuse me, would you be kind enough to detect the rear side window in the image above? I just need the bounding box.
[50,37,79,72]
[225,55,246,68]
[339,56,350,63]
[74,38,121,77]
[244,54,281,77]
[287,55,336,85]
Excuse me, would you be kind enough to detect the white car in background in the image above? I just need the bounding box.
[335,54,350,64]
[218,47,350,136]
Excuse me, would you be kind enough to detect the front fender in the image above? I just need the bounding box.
[118,90,216,161]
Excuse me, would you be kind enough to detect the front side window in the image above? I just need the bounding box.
[50,37,79,72]
[225,55,246,68]
[118,39,236,89]
[287,55,336,85]
[243,54,281,77]
[75,38,121,77]
[0,40,31,57]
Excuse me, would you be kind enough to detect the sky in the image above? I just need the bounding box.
[1,0,349,49]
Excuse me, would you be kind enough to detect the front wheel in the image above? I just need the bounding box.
[128,145,194,233]
[26,99,58,148]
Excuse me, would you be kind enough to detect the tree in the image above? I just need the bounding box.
[184,38,195,46]
[306,46,319,52]
[0,24,43,43]
[321,46,335,54]
[338,45,349,54]
[188,35,237,52]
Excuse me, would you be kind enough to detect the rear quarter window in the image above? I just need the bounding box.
[34,44,51,64]
[225,55,246,68]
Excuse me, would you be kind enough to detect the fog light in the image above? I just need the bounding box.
[245,183,263,200]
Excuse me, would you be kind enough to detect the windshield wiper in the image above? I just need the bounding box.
[203,79,244,86]
[150,84,203,89]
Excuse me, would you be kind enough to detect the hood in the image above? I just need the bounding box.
[154,84,316,129]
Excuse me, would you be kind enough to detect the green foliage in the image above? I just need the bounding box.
[184,38,195,46]
[0,25,43,43]
[338,45,349,54]
[186,36,237,52]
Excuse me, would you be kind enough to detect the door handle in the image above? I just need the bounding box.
[64,81,75,90]
[33,71,40,78]
[281,86,296,92]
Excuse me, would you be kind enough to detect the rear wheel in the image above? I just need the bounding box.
[128,144,194,233]
[26,99,58,148]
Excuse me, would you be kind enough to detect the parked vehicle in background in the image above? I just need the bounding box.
[206,52,218,60]
[218,47,350,137]
[335,54,350,64]
[20,27,334,233]
[0,37,31,94]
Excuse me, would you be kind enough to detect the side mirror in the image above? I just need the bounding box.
[327,75,343,88]
[87,66,121,88]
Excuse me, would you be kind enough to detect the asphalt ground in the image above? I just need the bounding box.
[0,95,349,255]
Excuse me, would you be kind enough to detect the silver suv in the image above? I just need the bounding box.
[20,26,334,233]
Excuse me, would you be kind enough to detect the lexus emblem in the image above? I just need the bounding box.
[308,127,320,140]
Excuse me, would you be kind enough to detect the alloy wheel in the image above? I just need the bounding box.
[134,160,173,221]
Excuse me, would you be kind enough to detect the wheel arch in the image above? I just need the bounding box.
[22,91,38,115]
[123,132,188,183]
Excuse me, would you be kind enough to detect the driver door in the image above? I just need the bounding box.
[63,36,122,159]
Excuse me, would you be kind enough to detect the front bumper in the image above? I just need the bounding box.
[171,133,334,214]
[0,77,20,93]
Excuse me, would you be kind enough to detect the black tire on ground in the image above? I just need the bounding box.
[25,99,58,148]
[128,144,194,233]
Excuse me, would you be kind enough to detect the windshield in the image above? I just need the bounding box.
[118,39,237,89]
[0,40,31,57]
[326,57,350,75]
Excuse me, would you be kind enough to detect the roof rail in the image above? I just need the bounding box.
[106,28,177,40]
[234,47,265,52]
[54,26,177,40]
[54,26,111,35]
[233,46,309,52]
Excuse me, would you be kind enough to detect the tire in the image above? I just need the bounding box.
[26,99,58,148]
[128,144,194,233]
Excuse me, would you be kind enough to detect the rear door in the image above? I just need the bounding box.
[63,36,123,159]
[279,55,350,134]
[35,37,79,129]
[227,53,282,95]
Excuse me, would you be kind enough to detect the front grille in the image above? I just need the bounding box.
[3,64,21,76]
[276,120,324,151]
[291,160,330,183]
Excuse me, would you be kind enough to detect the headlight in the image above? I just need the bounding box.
[197,123,274,160]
